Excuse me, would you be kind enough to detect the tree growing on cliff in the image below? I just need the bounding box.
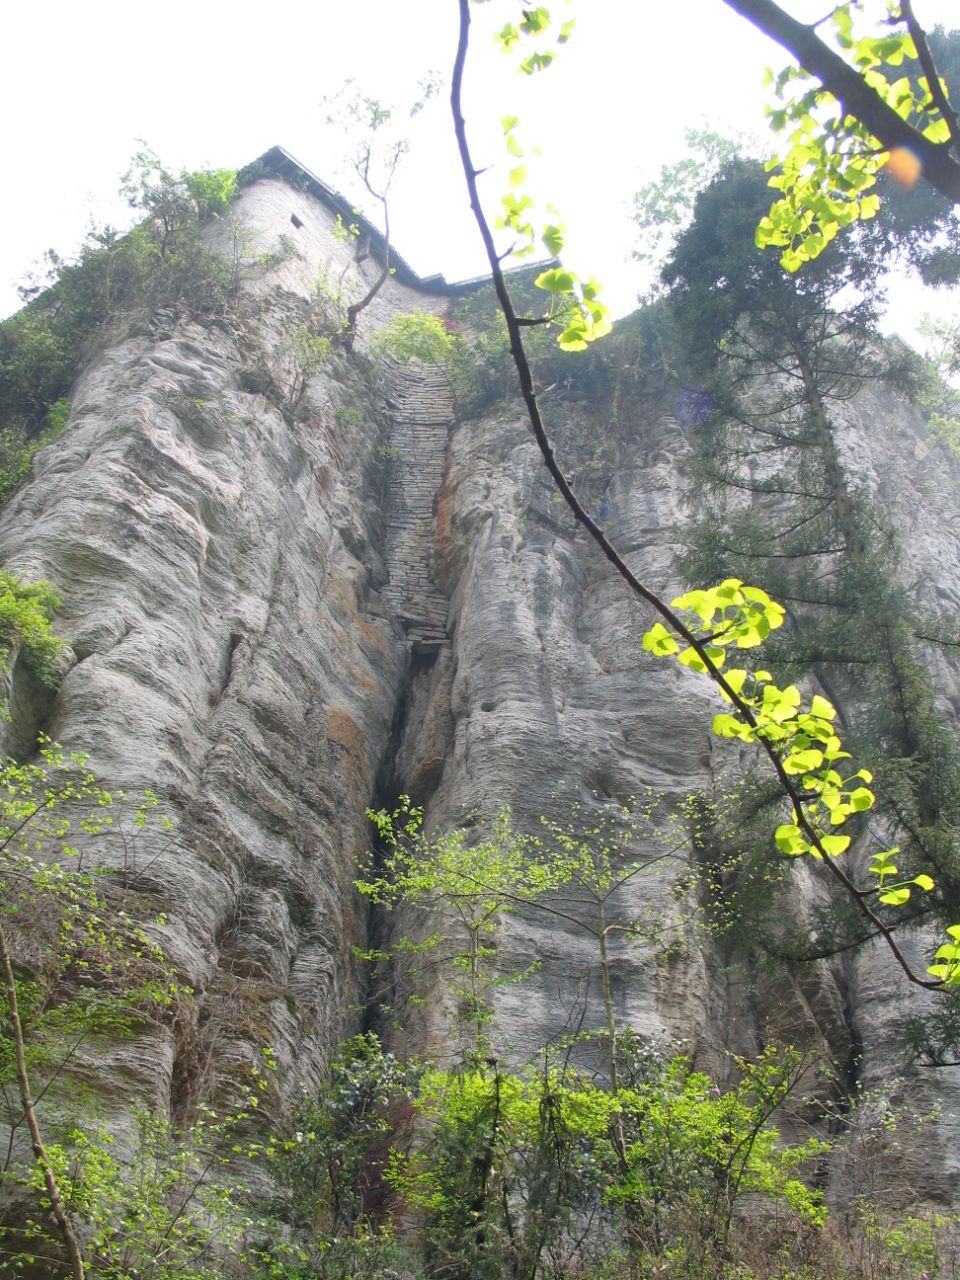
[0,573,62,698]
[363,790,698,1081]
[360,798,553,1060]
[0,746,281,1280]
[662,153,885,570]
[0,153,241,511]
[651,150,960,983]
[448,0,960,1001]
[320,81,440,351]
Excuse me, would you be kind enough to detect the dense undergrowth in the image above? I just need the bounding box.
[0,746,956,1280]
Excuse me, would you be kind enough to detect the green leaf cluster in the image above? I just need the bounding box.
[0,739,178,1018]
[643,579,786,671]
[534,266,612,351]
[641,579,960,985]
[757,4,955,270]
[496,5,574,74]
[0,572,62,690]
[495,107,611,352]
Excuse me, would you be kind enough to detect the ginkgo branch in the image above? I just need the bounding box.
[451,0,945,991]
[723,0,960,201]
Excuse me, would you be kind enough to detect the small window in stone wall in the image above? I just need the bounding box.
[290,213,304,230]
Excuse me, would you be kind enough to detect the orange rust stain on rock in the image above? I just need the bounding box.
[434,459,459,588]
[411,748,444,797]
[324,705,371,795]
[329,576,390,658]
[343,657,377,696]
[357,616,389,657]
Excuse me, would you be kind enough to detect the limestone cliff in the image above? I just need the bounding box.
[2,148,959,1197]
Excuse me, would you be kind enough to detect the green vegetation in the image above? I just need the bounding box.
[360,800,548,1057]
[643,579,958,980]
[3,6,960,1276]
[1,746,954,1279]
[0,398,70,509]
[372,309,455,365]
[0,567,953,1276]
[0,573,63,694]
[361,793,689,1071]
[354,795,827,1278]
[0,740,178,1279]
[743,4,960,271]
[0,151,240,511]
[18,1102,263,1280]
[385,1042,824,1280]
[639,139,960,1008]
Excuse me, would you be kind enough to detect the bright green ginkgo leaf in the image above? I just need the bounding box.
[542,224,565,255]
[535,267,576,294]
[819,833,850,857]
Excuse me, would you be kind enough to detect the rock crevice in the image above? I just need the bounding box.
[1,167,959,1200]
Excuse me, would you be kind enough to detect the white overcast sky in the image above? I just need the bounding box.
[3,0,958,338]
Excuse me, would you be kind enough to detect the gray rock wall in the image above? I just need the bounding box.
[2,166,959,1196]
[0,187,418,1122]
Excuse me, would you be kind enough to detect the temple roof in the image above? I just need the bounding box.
[252,145,544,296]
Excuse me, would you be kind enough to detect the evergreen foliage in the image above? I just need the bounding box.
[653,152,960,1000]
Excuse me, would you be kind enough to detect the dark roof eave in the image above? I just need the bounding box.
[251,146,552,297]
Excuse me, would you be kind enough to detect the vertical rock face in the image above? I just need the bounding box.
[2,152,959,1192]
[0,167,432,1119]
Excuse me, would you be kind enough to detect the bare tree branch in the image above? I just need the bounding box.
[899,0,960,156]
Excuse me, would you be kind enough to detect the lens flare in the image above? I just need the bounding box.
[886,147,923,188]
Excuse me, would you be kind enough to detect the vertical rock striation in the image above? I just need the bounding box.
[2,151,959,1198]
[381,359,453,655]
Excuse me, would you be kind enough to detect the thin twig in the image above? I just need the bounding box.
[0,920,85,1280]
[899,0,960,157]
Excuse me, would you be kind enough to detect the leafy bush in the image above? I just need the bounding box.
[0,572,62,689]
[374,309,456,365]
[273,1032,419,1237]
[0,399,69,509]
[386,1041,824,1280]
[22,1105,257,1280]
[0,738,181,1277]
[0,151,239,508]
